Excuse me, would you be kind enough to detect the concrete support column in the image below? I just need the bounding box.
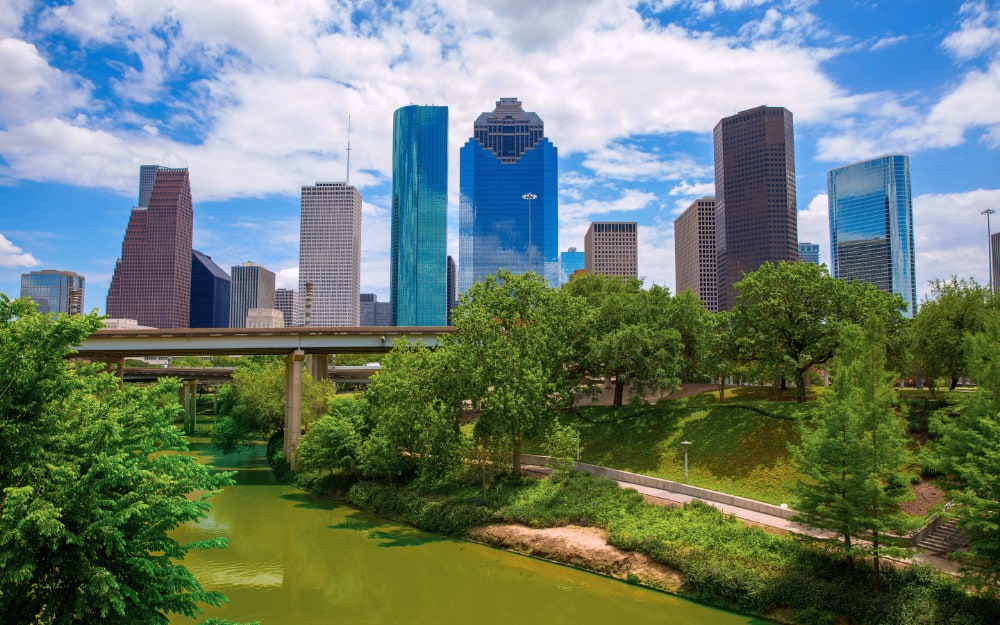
[284,349,305,470]
[306,354,329,384]
[183,379,198,435]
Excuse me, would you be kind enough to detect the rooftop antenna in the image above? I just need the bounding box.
[346,115,352,184]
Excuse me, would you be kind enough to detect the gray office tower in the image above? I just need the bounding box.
[229,262,276,328]
[21,270,85,315]
[276,288,297,327]
[190,250,230,328]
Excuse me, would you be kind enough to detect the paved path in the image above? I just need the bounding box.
[523,463,961,574]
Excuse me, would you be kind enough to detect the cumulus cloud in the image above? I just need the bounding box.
[912,188,1000,299]
[0,38,91,125]
[942,1,1000,59]
[797,193,830,267]
[0,233,39,267]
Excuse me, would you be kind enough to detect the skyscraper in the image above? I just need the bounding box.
[585,222,638,279]
[229,262,275,328]
[190,250,230,328]
[359,293,392,326]
[714,106,797,311]
[828,154,917,317]
[798,242,820,265]
[107,165,193,328]
[391,105,448,326]
[299,182,362,326]
[459,97,558,291]
[20,270,85,315]
[674,197,717,312]
[560,247,585,285]
[275,288,297,327]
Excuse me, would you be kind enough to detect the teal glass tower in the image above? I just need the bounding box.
[391,105,448,326]
[828,154,917,317]
[459,98,558,292]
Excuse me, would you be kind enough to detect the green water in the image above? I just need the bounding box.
[171,442,769,625]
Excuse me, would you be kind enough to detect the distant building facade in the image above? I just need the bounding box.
[584,222,638,279]
[674,197,717,312]
[299,182,362,326]
[246,308,285,328]
[21,269,85,315]
[229,262,275,328]
[446,255,457,323]
[828,154,917,317]
[560,247,585,285]
[107,165,193,328]
[714,106,797,311]
[275,288,297,327]
[798,242,820,265]
[992,232,1000,293]
[459,97,558,291]
[190,250,230,328]
[391,104,448,326]
[360,293,392,326]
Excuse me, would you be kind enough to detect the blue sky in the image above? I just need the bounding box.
[1,0,999,315]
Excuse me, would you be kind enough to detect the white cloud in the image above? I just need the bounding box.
[583,144,712,181]
[0,233,39,267]
[870,34,907,51]
[912,188,1000,299]
[0,38,91,125]
[0,0,30,37]
[942,1,1000,59]
[797,193,830,267]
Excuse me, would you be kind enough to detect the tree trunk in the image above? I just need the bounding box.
[718,376,726,402]
[795,369,808,402]
[614,379,625,408]
[513,433,522,474]
[949,376,959,391]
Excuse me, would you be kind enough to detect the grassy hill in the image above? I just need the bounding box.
[573,387,820,505]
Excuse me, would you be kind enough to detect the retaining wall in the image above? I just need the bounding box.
[521,454,797,520]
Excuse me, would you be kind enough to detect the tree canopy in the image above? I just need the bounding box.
[0,295,235,624]
[790,319,915,588]
[733,261,906,401]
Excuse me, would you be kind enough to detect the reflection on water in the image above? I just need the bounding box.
[171,441,768,625]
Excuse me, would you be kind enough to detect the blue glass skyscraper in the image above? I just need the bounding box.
[828,154,917,317]
[460,98,558,292]
[560,247,585,285]
[391,105,448,326]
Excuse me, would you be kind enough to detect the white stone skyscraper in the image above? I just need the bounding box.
[299,182,362,326]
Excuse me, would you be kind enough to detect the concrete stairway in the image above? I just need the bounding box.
[919,518,968,555]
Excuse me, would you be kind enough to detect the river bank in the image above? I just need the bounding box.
[469,523,685,593]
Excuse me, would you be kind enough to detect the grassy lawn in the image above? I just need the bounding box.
[572,387,820,505]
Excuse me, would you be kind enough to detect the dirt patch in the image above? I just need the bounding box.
[901,479,948,518]
[468,523,684,592]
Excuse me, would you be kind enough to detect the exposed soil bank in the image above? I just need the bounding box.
[469,523,684,593]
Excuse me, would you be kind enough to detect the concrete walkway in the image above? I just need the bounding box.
[522,461,962,575]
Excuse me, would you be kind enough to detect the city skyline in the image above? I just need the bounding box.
[2,2,999,313]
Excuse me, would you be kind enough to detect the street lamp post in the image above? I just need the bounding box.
[984,208,997,293]
[681,441,692,483]
[522,192,537,274]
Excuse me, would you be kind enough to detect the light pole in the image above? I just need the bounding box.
[984,208,997,293]
[681,441,692,483]
[522,192,537,274]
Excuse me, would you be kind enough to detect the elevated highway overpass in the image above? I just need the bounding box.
[74,326,453,467]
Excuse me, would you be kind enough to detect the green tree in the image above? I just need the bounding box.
[733,261,905,402]
[451,271,587,469]
[930,314,1000,587]
[912,276,994,392]
[296,397,366,477]
[362,342,468,483]
[563,275,685,408]
[0,295,234,623]
[212,356,333,454]
[702,310,739,401]
[790,320,915,588]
